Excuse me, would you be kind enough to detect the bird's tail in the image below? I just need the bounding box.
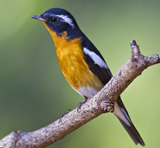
[113,101,145,146]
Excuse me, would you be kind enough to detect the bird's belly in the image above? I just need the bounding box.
[60,59,103,98]
[69,69,103,98]
[56,44,103,98]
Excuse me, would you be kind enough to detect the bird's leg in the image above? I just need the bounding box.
[77,96,88,111]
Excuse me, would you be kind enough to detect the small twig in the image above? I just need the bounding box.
[0,40,159,148]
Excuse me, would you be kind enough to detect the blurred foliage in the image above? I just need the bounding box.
[0,0,160,148]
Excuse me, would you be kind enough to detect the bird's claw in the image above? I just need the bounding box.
[104,101,114,113]
[59,109,72,123]
[77,97,88,112]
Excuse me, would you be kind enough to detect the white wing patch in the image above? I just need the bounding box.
[83,47,108,69]
[56,14,74,27]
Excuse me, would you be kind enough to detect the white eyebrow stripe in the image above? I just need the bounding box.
[56,14,74,27]
[83,47,109,69]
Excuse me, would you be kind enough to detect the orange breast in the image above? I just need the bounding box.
[43,22,103,95]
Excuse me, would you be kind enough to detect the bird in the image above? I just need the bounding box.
[31,8,145,146]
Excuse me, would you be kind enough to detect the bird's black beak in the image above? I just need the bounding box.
[31,15,45,22]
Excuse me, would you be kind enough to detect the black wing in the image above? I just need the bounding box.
[81,37,144,146]
[84,53,112,85]
[81,35,112,85]
[81,40,131,118]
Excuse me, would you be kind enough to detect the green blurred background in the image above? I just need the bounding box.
[0,0,160,147]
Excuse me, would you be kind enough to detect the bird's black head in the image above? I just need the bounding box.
[32,8,80,36]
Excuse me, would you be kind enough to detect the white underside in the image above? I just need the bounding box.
[72,84,130,127]
[71,85,100,99]
[78,86,99,99]
[113,101,131,126]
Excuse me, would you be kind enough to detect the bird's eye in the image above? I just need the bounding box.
[51,17,58,23]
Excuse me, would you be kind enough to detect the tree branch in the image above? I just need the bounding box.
[0,40,159,148]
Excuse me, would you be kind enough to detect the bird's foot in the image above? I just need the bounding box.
[104,101,114,113]
[59,109,72,122]
[77,97,88,112]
